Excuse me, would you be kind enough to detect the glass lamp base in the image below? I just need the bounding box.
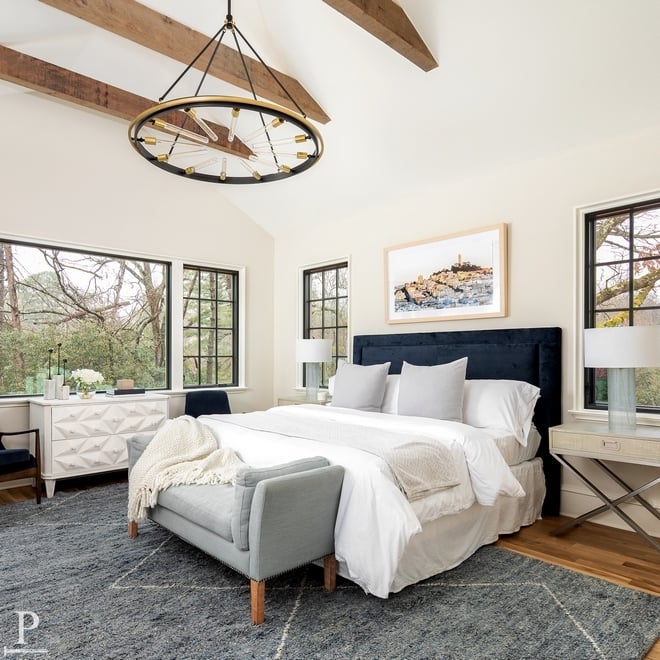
[305,362,320,402]
[607,367,636,433]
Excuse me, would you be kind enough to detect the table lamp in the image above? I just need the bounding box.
[296,338,332,401]
[584,326,660,432]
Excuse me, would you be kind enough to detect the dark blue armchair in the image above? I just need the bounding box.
[0,428,42,503]
[184,389,231,418]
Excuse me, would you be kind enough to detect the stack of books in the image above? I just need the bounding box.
[106,387,146,396]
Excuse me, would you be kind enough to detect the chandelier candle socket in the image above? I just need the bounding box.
[128,1,323,184]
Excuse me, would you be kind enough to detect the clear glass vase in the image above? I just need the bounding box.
[77,386,96,400]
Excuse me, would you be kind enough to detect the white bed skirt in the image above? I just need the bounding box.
[338,458,545,596]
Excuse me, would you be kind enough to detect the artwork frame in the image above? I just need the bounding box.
[385,223,508,324]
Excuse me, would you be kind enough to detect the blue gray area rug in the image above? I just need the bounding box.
[1,483,658,659]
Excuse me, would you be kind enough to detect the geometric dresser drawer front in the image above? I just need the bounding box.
[51,400,167,441]
[51,434,129,474]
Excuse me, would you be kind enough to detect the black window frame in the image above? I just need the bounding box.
[183,264,239,388]
[584,197,660,414]
[302,261,349,386]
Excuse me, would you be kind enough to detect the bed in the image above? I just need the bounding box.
[200,327,562,598]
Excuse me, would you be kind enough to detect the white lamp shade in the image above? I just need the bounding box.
[584,326,660,368]
[296,338,332,363]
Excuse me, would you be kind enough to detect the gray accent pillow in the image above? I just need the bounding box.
[231,455,329,550]
[330,362,391,411]
[397,358,468,421]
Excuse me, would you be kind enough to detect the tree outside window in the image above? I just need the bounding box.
[303,262,348,386]
[0,242,168,395]
[585,200,660,411]
[183,266,238,387]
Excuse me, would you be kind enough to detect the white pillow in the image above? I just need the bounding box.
[462,379,540,446]
[330,362,391,411]
[397,358,468,422]
[380,375,400,414]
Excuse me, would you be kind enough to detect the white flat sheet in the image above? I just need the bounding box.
[200,405,526,598]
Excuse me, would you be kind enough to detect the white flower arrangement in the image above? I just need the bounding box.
[70,368,104,394]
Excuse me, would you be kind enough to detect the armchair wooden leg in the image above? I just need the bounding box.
[323,554,337,592]
[128,520,138,538]
[250,579,265,625]
[35,474,42,505]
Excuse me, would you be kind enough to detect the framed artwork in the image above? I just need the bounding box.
[385,223,508,323]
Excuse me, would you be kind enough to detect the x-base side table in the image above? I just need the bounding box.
[549,422,660,552]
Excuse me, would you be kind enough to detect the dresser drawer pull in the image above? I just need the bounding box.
[601,439,621,451]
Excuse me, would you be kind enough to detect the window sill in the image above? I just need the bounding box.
[568,408,660,428]
[0,387,251,407]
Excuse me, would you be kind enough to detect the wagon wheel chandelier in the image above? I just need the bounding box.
[128,1,323,184]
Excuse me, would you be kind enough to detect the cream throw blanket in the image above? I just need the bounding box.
[128,415,244,523]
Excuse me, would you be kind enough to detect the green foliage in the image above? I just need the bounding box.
[0,320,166,394]
[0,244,168,395]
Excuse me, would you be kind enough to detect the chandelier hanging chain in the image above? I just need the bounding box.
[229,22,308,118]
[158,25,227,102]
[193,29,226,97]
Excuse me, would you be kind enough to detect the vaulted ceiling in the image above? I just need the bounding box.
[3,0,660,237]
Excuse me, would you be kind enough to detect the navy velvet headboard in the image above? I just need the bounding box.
[353,327,562,515]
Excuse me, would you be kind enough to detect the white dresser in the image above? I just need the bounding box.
[29,394,169,497]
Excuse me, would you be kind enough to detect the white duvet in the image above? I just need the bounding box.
[200,404,524,597]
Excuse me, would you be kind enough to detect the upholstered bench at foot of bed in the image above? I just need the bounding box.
[126,434,345,624]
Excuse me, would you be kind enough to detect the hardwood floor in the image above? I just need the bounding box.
[2,479,658,657]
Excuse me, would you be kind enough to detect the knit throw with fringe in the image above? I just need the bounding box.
[127,415,244,523]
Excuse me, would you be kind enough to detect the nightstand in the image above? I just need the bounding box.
[549,422,660,551]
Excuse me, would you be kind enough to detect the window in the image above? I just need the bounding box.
[0,240,169,395]
[584,198,660,411]
[183,265,239,387]
[302,262,348,386]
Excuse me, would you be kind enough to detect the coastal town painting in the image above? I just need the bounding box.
[385,224,508,323]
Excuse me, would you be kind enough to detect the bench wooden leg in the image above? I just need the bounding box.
[250,579,265,625]
[128,520,138,538]
[323,554,337,592]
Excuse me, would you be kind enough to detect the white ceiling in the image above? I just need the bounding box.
[3,0,660,237]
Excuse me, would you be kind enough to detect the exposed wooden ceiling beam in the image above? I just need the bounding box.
[0,45,252,157]
[37,0,330,124]
[322,0,437,72]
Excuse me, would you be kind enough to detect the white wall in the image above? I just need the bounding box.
[273,122,660,535]
[1,91,275,427]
